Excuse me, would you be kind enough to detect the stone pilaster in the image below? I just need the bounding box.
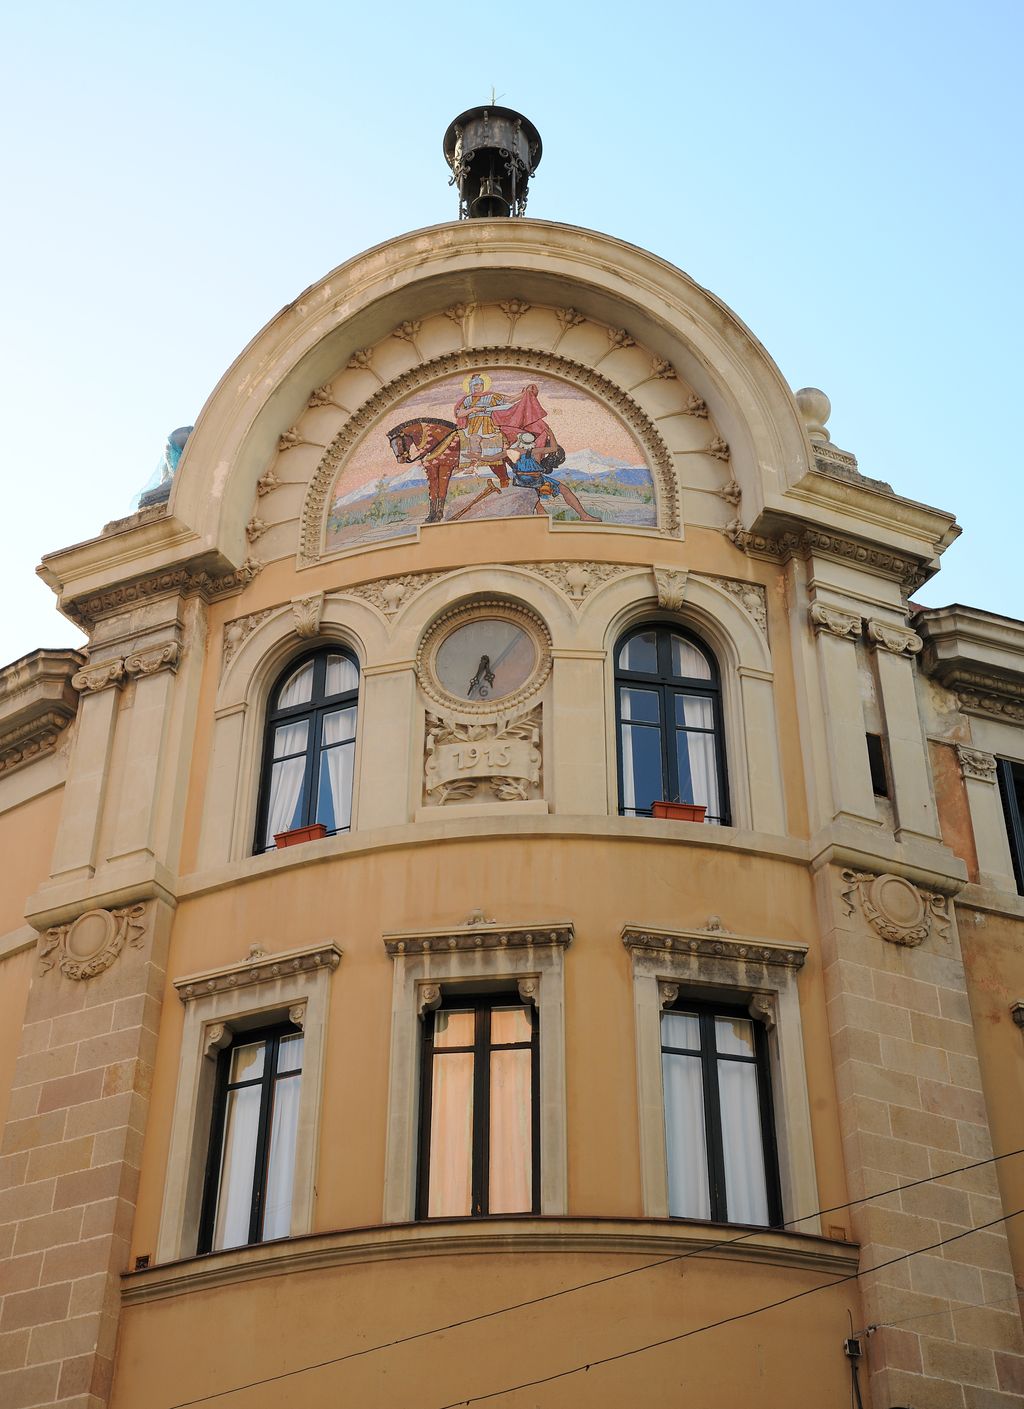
[809,603,878,825]
[0,898,172,1409]
[867,619,941,844]
[818,864,1024,1406]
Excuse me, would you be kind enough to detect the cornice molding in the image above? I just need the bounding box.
[727,520,930,592]
[384,921,574,957]
[298,345,680,566]
[62,557,264,633]
[622,921,807,969]
[0,648,84,777]
[175,940,342,1003]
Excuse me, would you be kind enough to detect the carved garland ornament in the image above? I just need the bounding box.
[840,870,951,948]
[424,706,542,805]
[299,346,680,565]
[39,904,147,980]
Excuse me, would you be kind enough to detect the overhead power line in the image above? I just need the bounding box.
[164,1145,1024,1409]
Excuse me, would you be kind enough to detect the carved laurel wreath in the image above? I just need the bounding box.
[298,346,679,565]
[840,870,950,948]
[416,598,553,719]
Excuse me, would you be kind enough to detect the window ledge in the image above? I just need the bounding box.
[122,1216,859,1305]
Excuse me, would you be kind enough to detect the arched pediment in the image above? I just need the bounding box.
[166,220,812,565]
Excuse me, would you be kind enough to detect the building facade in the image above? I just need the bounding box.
[3,154,1024,1408]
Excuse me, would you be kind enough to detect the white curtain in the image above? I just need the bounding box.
[265,721,309,844]
[212,1086,261,1250]
[718,1060,768,1224]
[671,636,711,679]
[488,1047,532,1213]
[262,1072,302,1240]
[663,1050,710,1220]
[676,696,719,818]
[278,661,314,707]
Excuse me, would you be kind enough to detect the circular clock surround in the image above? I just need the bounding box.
[416,600,552,716]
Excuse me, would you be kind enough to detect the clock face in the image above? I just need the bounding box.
[434,619,537,703]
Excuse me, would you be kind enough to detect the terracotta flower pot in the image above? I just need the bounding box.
[651,801,707,823]
[274,823,328,848]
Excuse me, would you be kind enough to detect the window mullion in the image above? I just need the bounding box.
[248,1038,278,1244]
[197,1047,231,1254]
[473,1005,490,1217]
[701,1012,728,1223]
[754,1023,783,1227]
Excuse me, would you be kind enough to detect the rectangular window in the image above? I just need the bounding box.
[198,1024,304,1252]
[661,1001,781,1227]
[417,995,539,1219]
[866,733,889,798]
[997,758,1024,895]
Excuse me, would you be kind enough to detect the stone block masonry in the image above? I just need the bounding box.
[818,866,1024,1409]
[0,900,170,1409]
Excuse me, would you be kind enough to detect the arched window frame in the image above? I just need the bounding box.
[254,646,360,852]
[614,622,730,824]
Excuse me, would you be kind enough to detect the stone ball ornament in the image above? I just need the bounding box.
[794,386,832,444]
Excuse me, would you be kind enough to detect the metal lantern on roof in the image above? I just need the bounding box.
[443,106,542,219]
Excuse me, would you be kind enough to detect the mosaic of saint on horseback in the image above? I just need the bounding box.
[325,367,658,551]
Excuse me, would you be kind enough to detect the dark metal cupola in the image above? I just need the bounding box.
[443,105,542,219]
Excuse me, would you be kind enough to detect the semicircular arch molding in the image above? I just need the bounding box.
[166,221,812,563]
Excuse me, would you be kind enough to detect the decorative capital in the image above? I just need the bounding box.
[655,567,687,612]
[956,744,998,783]
[810,602,862,641]
[866,619,923,657]
[124,641,180,679]
[71,658,125,693]
[840,870,950,948]
[39,903,147,980]
[291,592,324,640]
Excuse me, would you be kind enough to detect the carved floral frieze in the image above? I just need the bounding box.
[726,522,925,593]
[64,558,262,633]
[223,610,275,669]
[344,572,447,619]
[840,870,951,948]
[528,560,634,607]
[39,904,147,980]
[622,922,806,969]
[424,707,542,805]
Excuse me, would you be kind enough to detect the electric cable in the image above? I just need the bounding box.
[431,1206,1024,1408]
[162,1144,1024,1409]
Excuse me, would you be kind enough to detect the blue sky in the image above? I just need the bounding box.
[1,0,1021,664]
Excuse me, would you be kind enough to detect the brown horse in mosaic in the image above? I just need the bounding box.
[387,417,510,524]
[386,418,460,524]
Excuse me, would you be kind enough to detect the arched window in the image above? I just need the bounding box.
[255,649,359,851]
[615,624,728,824]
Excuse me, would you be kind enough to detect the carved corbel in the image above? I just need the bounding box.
[956,744,998,783]
[278,427,326,453]
[245,516,268,544]
[391,320,421,344]
[606,327,635,350]
[749,993,776,1030]
[256,467,280,497]
[866,619,924,657]
[124,641,180,678]
[517,978,539,1007]
[655,567,687,611]
[291,592,324,640]
[418,983,442,1017]
[288,1003,307,1030]
[71,658,125,693]
[204,1022,233,1058]
[659,981,680,1010]
[809,603,862,640]
[555,307,584,331]
[651,357,677,380]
